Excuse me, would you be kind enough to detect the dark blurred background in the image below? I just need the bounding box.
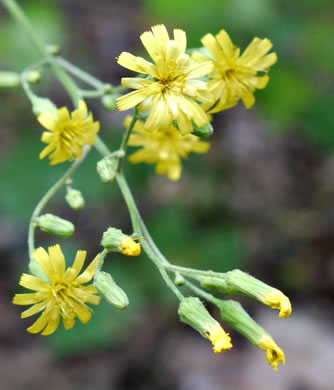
[0,0,333,389]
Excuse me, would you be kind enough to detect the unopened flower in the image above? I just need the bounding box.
[101,227,141,256]
[193,30,277,113]
[127,117,210,180]
[258,335,286,371]
[13,245,101,335]
[217,299,286,371]
[178,297,232,354]
[117,24,214,135]
[38,100,100,165]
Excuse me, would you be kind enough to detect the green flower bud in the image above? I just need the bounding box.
[178,297,232,354]
[192,121,214,138]
[0,71,20,88]
[94,271,129,309]
[65,188,85,211]
[199,269,292,318]
[103,84,113,94]
[102,94,117,111]
[174,273,185,286]
[101,227,141,256]
[36,213,75,238]
[31,96,58,117]
[97,158,117,184]
[26,70,41,84]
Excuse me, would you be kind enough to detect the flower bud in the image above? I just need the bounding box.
[65,188,85,211]
[0,71,20,88]
[31,96,58,117]
[102,94,117,111]
[199,269,292,318]
[101,227,141,256]
[174,273,185,286]
[97,158,117,184]
[94,271,129,309]
[192,121,214,138]
[36,213,75,238]
[178,297,232,354]
[26,70,41,84]
[216,300,285,371]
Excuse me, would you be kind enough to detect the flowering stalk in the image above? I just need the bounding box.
[4,0,291,370]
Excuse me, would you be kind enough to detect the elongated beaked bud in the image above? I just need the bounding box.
[178,297,232,354]
[101,227,141,256]
[36,213,75,238]
[94,271,129,309]
[0,71,20,88]
[65,188,85,211]
[199,269,292,318]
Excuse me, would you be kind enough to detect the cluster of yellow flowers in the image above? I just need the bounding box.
[37,24,276,180]
[12,23,289,371]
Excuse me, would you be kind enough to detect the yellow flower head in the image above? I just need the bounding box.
[38,100,100,165]
[205,323,232,354]
[258,335,286,371]
[119,236,141,256]
[13,245,101,335]
[127,117,210,180]
[193,29,277,113]
[264,292,292,318]
[117,24,214,135]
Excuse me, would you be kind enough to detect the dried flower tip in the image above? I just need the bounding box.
[258,335,286,371]
[264,292,292,318]
[36,213,75,238]
[101,227,141,256]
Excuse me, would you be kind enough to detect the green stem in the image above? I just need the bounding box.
[184,280,220,306]
[116,173,183,300]
[28,150,88,266]
[56,57,105,90]
[2,0,80,104]
[117,107,139,172]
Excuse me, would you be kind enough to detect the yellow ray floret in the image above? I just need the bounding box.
[258,335,286,371]
[126,116,210,180]
[264,292,292,318]
[13,245,101,335]
[117,24,214,135]
[192,29,277,113]
[205,323,232,354]
[38,100,100,165]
